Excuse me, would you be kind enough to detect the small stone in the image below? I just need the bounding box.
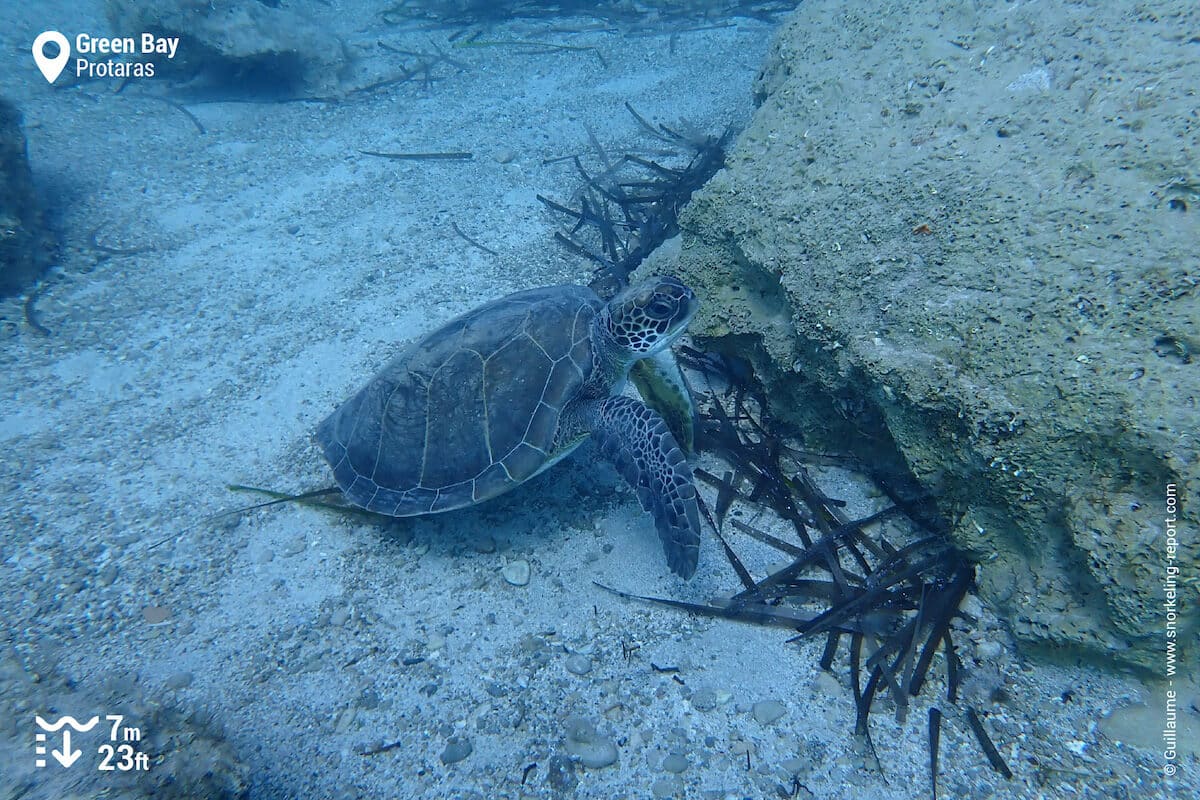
[662,752,688,773]
[286,223,301,235]
[976,638,1003,660]
[92,563,117,587]
[474,535,497,553]
[493,149,516,164]
[651,778,676,798]
[565,654,592,676]
[548,754,578,793]
[333,706,356,734]
[731,740,755,756]
[519,634,547,653]
[502,559,531,586]
[690,688,718,711]
[753,700,786,725]
[142,606,171,624]
[563,717,618,768]
[165,671,193,690]
[281,536,306,556]
[96,564,119,586]
[427,632,446,651]
[813,671,841,698]
[330,608,350,627]
[441,737,473,764]
[252,548,274,564]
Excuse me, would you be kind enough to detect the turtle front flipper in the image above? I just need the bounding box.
[593,395,701,578]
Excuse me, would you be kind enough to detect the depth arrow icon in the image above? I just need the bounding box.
[52,729,81,767]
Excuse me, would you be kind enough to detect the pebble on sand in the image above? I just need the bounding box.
[565,654,593,676]
[142,606,171,624]
[96,563,119,586]
[690,688,717,711]
[813,671,841,698]
[753,700,786,725]
[281,535,307,556]
[502,559,531,586]
[564,717,618,768]
[662,752,688,773]
[651,778,676,798]
[690,687,730,711]
[165,671,193,690]
[441,737,473,764]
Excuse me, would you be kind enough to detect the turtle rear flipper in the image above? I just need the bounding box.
[594,395,701,578]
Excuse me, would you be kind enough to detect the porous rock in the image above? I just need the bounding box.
[663,0,1198,670]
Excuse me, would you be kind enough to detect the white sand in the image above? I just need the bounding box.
[0,2,1178,799]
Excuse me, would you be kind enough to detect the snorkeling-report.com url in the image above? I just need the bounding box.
[1161,482,1181,782]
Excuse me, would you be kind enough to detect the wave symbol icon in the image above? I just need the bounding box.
[34,716,100,732]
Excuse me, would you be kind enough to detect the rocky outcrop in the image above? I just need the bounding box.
[0,99,51,297]
[669,1,1197,669]
[106,0,349,98]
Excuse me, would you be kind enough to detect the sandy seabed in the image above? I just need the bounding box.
[0,1,1185,798]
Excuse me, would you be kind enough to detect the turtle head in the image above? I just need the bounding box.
[601,275,698,358]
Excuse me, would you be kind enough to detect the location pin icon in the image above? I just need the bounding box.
[32,31,70,84]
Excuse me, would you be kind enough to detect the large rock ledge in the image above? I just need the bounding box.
[0,99,51,297]
[672,1,1197,670]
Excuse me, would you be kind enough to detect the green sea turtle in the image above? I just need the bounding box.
[316,275,702,577]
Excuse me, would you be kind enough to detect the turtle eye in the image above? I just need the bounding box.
[647,298,674,319]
